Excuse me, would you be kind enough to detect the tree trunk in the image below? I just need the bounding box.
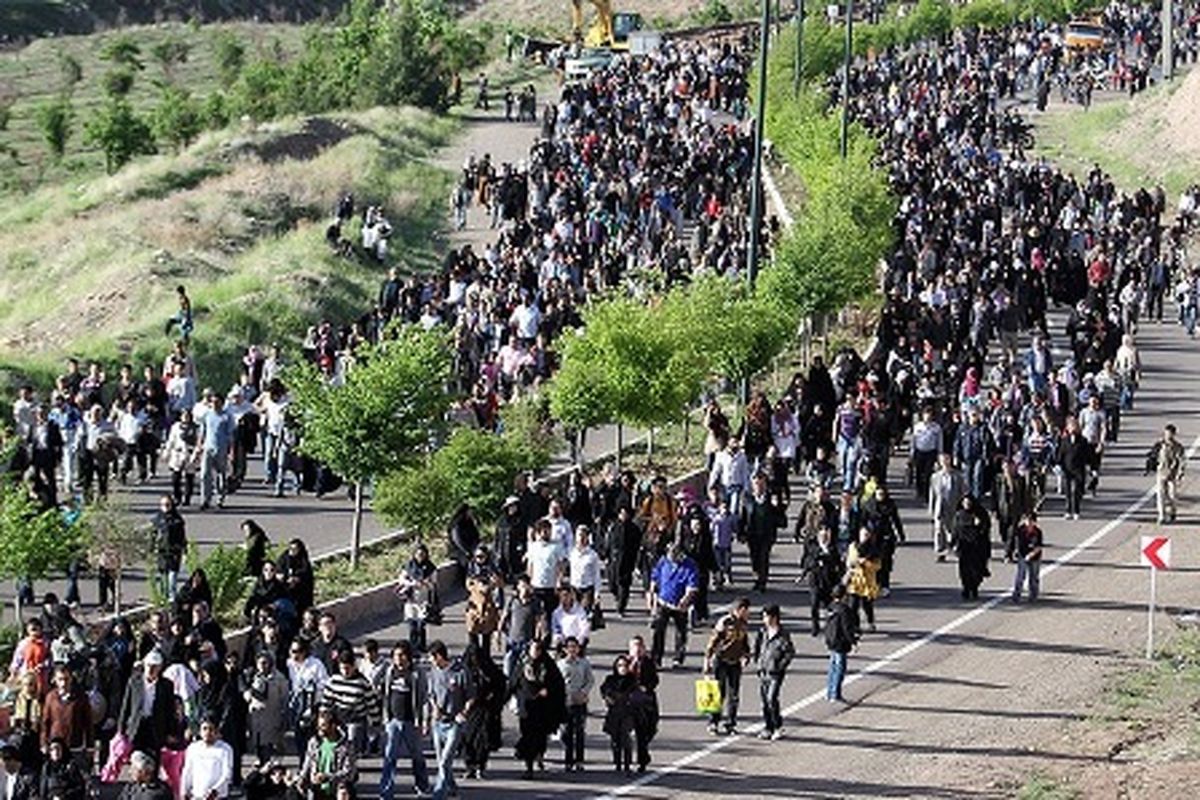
[615,424,624,473]
[351,483,365,569]
[114,567,123,617]
[647,428,655,460]
[13,593,22,626]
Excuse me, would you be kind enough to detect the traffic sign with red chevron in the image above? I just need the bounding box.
[1140,536,1171,570]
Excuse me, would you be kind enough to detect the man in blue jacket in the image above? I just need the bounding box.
[647,544,699,669]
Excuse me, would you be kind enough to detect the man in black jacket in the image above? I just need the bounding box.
[26,404,63,508]
[824,586,858,703]
[0,745,38,800]
[118,650,177,754]
[742,473,785,593]
[494,496,527,584]
[754,604,795,740]
[151,496,187,600]
[1057,418,1093,520]
[802,527,844,636]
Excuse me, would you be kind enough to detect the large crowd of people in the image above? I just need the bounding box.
[3,2,1200,798]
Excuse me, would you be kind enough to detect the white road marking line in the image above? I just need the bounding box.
[593,433,1200,799]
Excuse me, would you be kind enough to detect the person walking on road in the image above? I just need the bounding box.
[599,655,654,775]
[1150,424,1187,524]
[647,544,699,668]
[845,528,882,632]
[509,637,566,779]
[929,454,965,561]
[742,472,785,593]
[1006,512,1044,603]
[753,604,794,740]
[376,642,431,800]
[1057,417,1093,520]
[556,636,594,772]
[427,641,475,800]
[801,526,843,636]
[702,597,751,736]
[953,495,992,601]
[824,586,858,703]
[152,495,188,600]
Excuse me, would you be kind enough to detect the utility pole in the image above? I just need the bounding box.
[1162,0,1175,81]
[840,0,854,159]
[794,0,804,97]
[743,0,771,404]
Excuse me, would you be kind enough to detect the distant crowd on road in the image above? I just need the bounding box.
[5,3,1200,798]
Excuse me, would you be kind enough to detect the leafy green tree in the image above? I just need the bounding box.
[230,59,290,121]
[376,424,548,540]
[82,497,152,615]
[84,98,157,174]
[663,275,794,388]
[0,479,88,620]
[213,33,246,88]
[99,35,145,72]
[57,52,83,94]
[36,95,73,162]
[902,0,955,44]
[555,296,706,436]
[151,37,191,83]
[202,91,231,130]
[152,85,202,152]
[548,336,619,434]
[184,542,248,627]
[287,327,454,566]
[101,67,136,98]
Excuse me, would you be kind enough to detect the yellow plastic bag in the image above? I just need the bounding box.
[694,677,722,715]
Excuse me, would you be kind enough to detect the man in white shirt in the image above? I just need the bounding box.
[550,587,591,650]
[286,639,329,751]
[181,717,233,800]
[526,521,564,615]
[543,499,574,554]
[568,526,602,610]
[11,385,36,440]
[708,438,750,516]
[509,295,541,342]
[910,407,943,501]
[166,363,196,419]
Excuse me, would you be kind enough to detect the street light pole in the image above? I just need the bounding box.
[840,0,854,159]
[1163,0,1175,81]
[794,0,804,97]
[743,0,771,404]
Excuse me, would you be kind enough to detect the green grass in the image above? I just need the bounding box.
[1100,631,1200,717]
[1016,773,1081,800]
[0,104,457,392]
[1034,83,1200,199]
[0,21,307,190]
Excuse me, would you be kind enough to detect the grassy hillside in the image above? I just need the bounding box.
[461,0,734,36]
[0,21,307,189]
[0,1,347,39]
[1034,73,1200,199]
[0,104,456,393]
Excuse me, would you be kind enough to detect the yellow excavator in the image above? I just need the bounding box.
[570,0,644,50]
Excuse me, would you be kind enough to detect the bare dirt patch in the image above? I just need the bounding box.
[1157,67,1200,159]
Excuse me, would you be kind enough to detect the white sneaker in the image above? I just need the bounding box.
[770,729,784,740]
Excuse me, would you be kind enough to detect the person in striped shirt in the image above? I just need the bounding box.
[323,650,380,755]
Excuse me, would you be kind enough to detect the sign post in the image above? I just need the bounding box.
[1140,536,1171,658]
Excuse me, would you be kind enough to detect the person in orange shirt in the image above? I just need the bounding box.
[637,476,678,586]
